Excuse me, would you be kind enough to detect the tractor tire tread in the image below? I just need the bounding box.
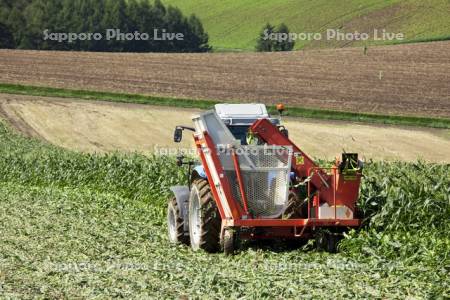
[193,179,221,252]
[168,197,189,245]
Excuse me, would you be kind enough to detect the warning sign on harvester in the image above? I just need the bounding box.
[294,153,304,165]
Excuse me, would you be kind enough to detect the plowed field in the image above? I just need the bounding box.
[1,41,449,118]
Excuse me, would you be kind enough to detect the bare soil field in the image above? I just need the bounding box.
[0,94,449,162]
[0,41,449,118]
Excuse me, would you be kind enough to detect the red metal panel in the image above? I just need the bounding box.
[194,135,227,219]
[200,132,245,220]
[231,148,250,216]
[235,218,361,227]
[250,119,324,179]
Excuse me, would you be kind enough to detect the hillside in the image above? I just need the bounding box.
[162,0,450,51]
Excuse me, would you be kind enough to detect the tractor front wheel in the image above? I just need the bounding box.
[167,197,189,245]
[188,179,221,252]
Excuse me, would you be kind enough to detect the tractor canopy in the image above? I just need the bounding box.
[215,104,279,145]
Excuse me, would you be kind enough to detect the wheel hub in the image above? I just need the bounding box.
[189,187,202,247]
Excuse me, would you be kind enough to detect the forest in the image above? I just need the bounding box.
[0,0,210,52]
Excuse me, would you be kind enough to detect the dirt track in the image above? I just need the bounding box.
[1,94,449,162]
[0,41,450,118]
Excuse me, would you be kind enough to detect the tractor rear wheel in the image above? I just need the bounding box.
[188,179,221,252]
[167,197,189,245]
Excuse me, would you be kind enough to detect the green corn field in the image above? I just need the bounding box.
[0,121,448,298]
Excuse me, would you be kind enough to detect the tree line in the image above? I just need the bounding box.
[256,23,295,52]
[0,0,210,52]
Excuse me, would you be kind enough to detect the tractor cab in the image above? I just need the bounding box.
[173,103,284,145]
[214,104,280,144]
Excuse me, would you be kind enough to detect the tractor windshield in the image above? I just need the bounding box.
[228,125,250,145]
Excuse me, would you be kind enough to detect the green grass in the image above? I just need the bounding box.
[0,120,449,298]
[388,34,450,46]
[1,83,449,129]
[161,0,450,51]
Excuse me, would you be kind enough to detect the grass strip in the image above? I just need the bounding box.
[0,82,449,129]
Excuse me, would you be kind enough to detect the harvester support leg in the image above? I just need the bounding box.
[315,229,343,253]
[221,227,240,255]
